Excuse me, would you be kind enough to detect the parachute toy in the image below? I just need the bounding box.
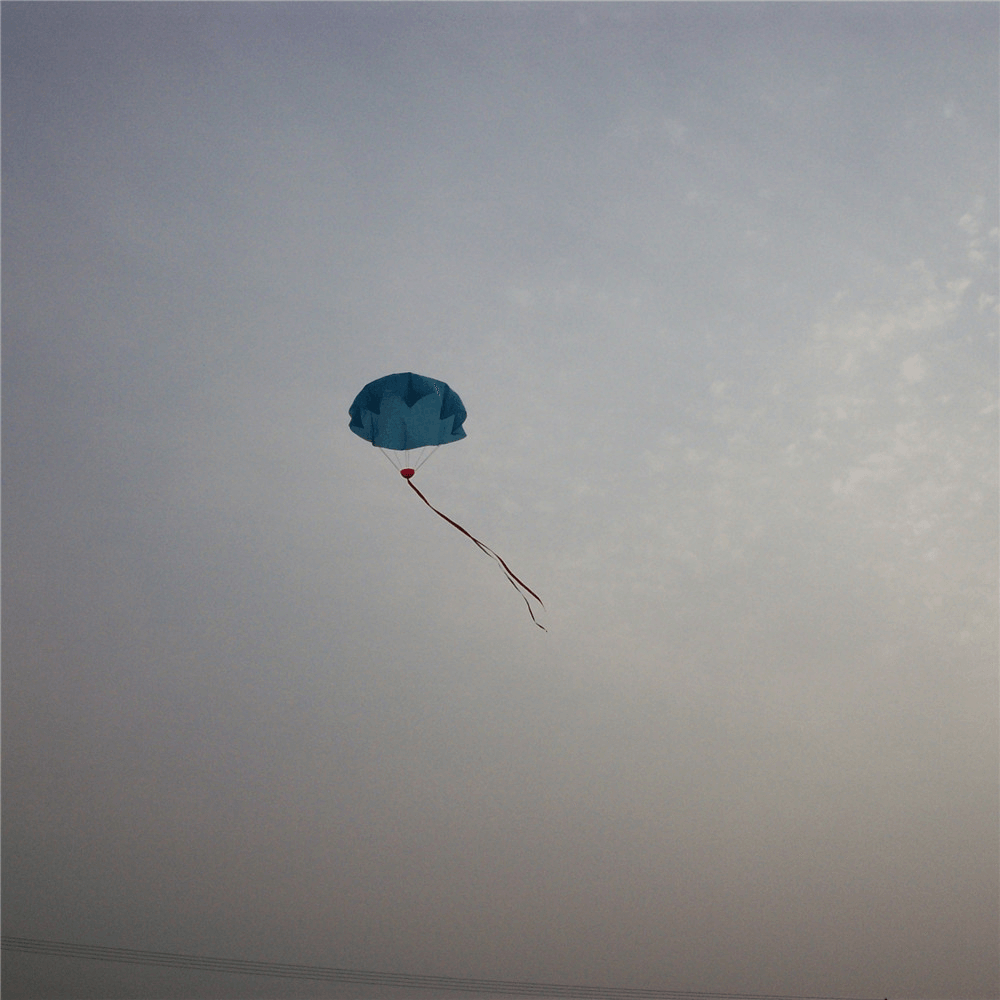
[350,372,545,629]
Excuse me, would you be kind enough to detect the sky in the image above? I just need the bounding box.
[2,4,997,999]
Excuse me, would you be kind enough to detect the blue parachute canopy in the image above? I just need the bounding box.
[349,372,467,451]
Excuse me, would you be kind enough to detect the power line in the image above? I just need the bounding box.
[1,936,886,1000]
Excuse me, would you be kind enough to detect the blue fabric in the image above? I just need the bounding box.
[349,373,467,450]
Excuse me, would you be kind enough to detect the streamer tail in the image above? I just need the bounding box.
[405,478,546,630]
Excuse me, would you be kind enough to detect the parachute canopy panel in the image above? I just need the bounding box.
[349,372,467,451]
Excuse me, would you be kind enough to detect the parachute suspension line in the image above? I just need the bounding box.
[378,446,438,474]
[378,447,401,472]
[413,444,439,472]
[404,476,546,630]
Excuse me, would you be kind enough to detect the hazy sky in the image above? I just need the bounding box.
[3,4,997,999]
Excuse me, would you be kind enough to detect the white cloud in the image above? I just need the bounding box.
[957,212,979,236]
[900,354,928,384]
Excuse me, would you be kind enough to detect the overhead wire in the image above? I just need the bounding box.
[1,937,887,1000]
